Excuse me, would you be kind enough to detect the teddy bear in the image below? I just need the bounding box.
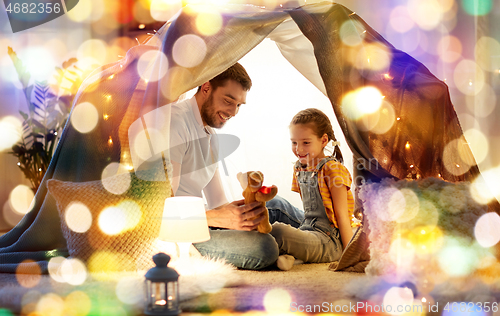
[236,171,278,234]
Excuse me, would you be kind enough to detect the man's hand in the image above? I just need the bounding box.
[206,199,266,231]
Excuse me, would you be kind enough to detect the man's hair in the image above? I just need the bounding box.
[199,62,252,92]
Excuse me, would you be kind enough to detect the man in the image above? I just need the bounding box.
[169,63,301,269]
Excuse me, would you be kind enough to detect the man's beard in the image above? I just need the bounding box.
[200,93,225,129]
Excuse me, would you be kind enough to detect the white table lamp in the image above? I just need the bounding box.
[158,196,210,260]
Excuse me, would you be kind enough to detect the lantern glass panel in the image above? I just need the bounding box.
[167,281,178,309]
[153,282,166,311]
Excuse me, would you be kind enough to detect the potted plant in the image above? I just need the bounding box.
[7,47,96,193]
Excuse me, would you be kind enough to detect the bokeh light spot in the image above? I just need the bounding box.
[150,0,182,22]
[71,102,99,134]
[88,251,134,274]
[36,293,65,316]
[263,288,292,314]
[21,290,42,315]
[357,87,383,114]
[16,260,41,288]
[60,258,87,285]
[137,50,169,82]
[101,163,132,195]
[453,59,485,96]
[470,167,500,205]
[64,291,92,316]
[408,0,443,31]
[160,66,194,101]
[77,39,108,66]
[195,8,223,36]
[133,1,155,24]
[389,6,415,33]
[355,43,391,72]
[389,237,415,269]
[8,184,34,215]
[407,226,444,254]
[437,35,462,63]
[443,138,474,176]
[19,47,56,81]
[342,87,383,120]
[463,128,488,165]
[65,202,92,233]
[2,200,23,227]
[48,256,67,283]
[437,238,479,276]
[172,34,207,68]
[383,286,414,315]
[370,101,396,134]
[67,0,92,21]
[462,0,492,16]
[475,36,500,72]
[92,13,120,36]
[99,206,127,235]
[132,127,165,161]
[475,213,500,248]
[392,188,420,223]
[0,116,22,152]
[340,20,365,46]
[372,186,401,222]
[117,200,142,231]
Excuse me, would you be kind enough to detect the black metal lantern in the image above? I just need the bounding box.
[144,253,180,315]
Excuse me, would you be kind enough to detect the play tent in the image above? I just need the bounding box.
[0,2,494,272]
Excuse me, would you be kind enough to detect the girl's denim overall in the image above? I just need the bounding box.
[270,157,343,263]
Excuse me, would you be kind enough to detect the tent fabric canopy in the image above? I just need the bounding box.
[0,2,494,273]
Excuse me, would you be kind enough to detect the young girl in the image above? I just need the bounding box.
[271,108,355,270]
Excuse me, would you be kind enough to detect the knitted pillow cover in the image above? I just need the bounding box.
[47,170,171,272]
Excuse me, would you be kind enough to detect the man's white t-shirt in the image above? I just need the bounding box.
[169,97,226,208]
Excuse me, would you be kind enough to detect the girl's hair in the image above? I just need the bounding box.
[290,108,344,164]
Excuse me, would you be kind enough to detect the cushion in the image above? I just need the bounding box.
[329,225,370,272]
[47,169,172,272]
[359,177,489,281]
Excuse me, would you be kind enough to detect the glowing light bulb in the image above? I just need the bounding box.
[103,114,109,120]
[406,142,410,149]
[108,75,114,80]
